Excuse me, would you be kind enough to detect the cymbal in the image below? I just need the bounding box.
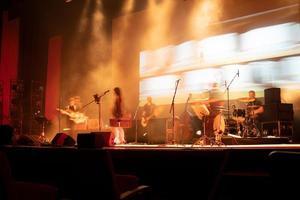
[191,98,209,102]
[212,106,229,111]
[238,97,255,103]
[190,98,218,104]
[247,105,260,109]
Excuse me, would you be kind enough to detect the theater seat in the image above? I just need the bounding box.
[268,151,300,200]
[1,147,151,200]
[0,151,58,200]
[116,174,139,194]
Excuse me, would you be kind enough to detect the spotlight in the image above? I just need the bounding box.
[196,130,202,136]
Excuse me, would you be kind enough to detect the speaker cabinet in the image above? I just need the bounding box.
[77,132,112,148]
[51,133,76,146]
[264,88,281,104]
[147,118,167,144]
[262,103,294,121]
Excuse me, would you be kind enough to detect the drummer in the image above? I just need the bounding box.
[247,90,264,118]
[247,90,264,136]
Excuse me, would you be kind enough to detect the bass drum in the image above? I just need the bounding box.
[205,113,225,137]
[213,113,225,134]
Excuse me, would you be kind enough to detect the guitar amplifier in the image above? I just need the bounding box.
[262,103,294,122]
[109,118,132,128]
[264,88,281,104]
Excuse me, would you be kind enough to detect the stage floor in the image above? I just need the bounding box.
[113,143,300,149]
[111,136,300,149]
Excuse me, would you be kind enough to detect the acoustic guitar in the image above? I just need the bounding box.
[56,108,88,124]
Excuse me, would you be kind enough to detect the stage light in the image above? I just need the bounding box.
[196,130,202,136]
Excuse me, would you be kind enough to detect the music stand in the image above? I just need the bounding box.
[35,115,49,143]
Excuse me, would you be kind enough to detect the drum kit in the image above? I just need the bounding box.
[230,97,261,138]
[192,96,261,146]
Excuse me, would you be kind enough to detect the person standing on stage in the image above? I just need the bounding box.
[141,96,156,144]
[207,83,225,142]
[112,87,126,144]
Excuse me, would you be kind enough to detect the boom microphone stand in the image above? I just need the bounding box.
[169,79,180,144]
[81,90,110,131]
[225,70,239,120]
[133,102,140,144]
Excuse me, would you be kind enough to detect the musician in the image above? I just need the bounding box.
[111,87,126,144]
[141,96,156,144]
[208,83,225,110]
[208,83,225,138]
[65,96,81,139]
[189,94,209,137]
[247,90,264,133]
[247,90,264,117]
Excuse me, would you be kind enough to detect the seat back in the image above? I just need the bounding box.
[268,151,300,199]
[0,152,15,200]
[1,146,120,200]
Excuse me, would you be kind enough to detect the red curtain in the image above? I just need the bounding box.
[44,36,62,121]
[0,12,20,124]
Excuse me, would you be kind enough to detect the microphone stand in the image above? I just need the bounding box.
[169,79,180,144]
[132,102,140,144]
[225,70,239,120]
[81,90,110,131]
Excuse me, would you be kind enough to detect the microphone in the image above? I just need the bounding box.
[237,69,239,77]
[104,90,110,94]
[176,79,181,83]
[93,94,99,98]
[93,94,100,103]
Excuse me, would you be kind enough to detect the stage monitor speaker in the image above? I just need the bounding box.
[262,103,294,121]
[147,118,167,144]
[51,133,76,146]
[264,88,281,104]
[77,132,112,148]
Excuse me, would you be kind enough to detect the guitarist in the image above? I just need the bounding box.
[141,96,156,143]
[63,96,82,139]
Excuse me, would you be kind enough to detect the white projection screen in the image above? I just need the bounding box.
[139,4,300,107]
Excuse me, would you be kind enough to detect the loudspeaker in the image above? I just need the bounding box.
[51,133,76,146]
[264,88,281,104]
[77,132,112,148]
[148,118,167,144]
[262,103,294,121]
